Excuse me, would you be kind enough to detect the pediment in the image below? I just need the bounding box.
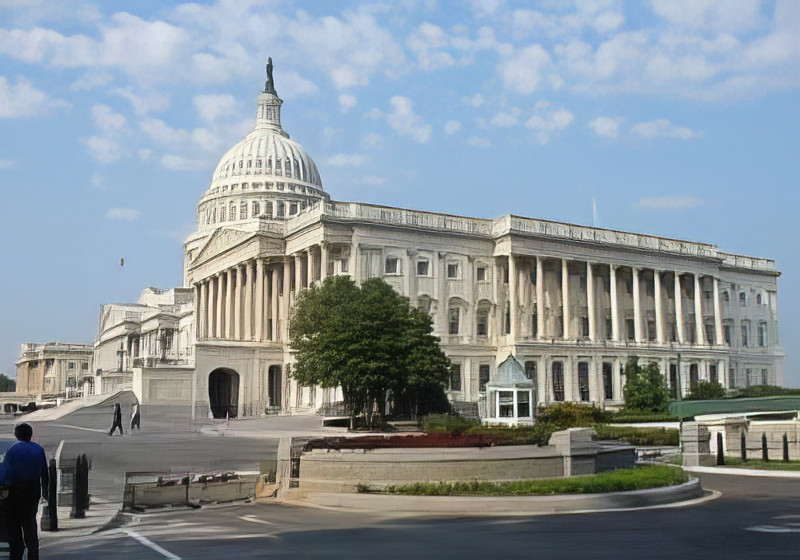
[192,228,253,264]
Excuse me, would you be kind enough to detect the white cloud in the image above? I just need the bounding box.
[70,72,113,91]
[91,104,126,134]
[463,93,485,107]
[326,154,368,167]
[138,149,152,161]
[466,135,492,148]
[490,108,521,127]
[90,172,105,190]
[193,94,236,123]
[638,196,703,210]
[471,0,504,17]
[361,133,384,149]
[651,0,762,32]
[0,159,15,169]
[361,175,385,185]
[106,207,140,221]
[112,88,170,115]
[0,76,52,118]
[160,154,196,171]
[630,118,695,139]
[444,120,462,135]
[589,116,623,138]
[386,96,432,143]
[338,93,357,112]
[407,22,455,71]
[525,107,574,144]
[498,44,551,94]
[84,135,122,164]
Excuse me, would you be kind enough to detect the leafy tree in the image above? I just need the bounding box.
[686,380,727,401]
[622,357,670,413]
[0,373,15,392]
[290,276,450,429]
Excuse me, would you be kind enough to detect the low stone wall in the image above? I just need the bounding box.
[722,419,800,460]
[279,428,635,494]
[123,473,259,510]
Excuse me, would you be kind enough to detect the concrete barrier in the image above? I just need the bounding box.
[123,472,260,510]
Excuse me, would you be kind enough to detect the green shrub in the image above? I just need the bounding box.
[422,414,480,434]
[594,425,679,446]
[387,465,687,496]
[609,410,679,423]
[729,385,800,398]
[536,402,613,428]
[685,381,727,401]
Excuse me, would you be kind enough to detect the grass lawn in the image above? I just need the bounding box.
[721,457,800,471]
[384,465,687,496]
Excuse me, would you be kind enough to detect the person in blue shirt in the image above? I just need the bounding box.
[0,423,49,560]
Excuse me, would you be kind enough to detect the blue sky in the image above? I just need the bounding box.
[0,0,798,384]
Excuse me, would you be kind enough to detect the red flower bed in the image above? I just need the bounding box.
[304,433,493,451]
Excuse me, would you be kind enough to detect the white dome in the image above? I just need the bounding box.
[195,59,328,234]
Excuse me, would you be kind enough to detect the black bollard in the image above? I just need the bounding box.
[716,432,725,466]
[762,433,769,462]
[71,456,86,519]
[741,432,747,462]
[784,433,790,462]
[41,459,58,532]
[79,455,90,511]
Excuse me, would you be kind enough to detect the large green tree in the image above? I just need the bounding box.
[290,276,450,428]
[622,357,670,413]
[0,373,14,392]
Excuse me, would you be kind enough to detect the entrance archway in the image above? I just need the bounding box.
[208,368,240,418]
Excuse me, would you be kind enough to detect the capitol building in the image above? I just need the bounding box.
[87,62,782,420]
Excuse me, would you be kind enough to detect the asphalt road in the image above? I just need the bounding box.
[37,472,800,559]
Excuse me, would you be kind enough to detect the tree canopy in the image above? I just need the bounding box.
[686,380,727,401]
[0,373,15,393]
[290,276,450,428]
[622,357,670,413]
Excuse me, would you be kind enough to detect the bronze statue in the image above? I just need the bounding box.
[265,57,276,94]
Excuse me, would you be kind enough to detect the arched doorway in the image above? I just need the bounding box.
[208,368,240,419]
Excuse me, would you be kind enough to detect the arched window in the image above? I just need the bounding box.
[285,157,292,178]
[756,293,762,305]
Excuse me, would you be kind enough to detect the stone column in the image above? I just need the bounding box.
[561,259,570,340]
[235,265,243,340]
[536,257,544,338]
[283,259,291,341]
[255,258,265,341]
[204,280,212,340]
[675,272,684,344]
[586,262,595,341]
[632,267,642,343]
[694,273,705,345]
[610,264,619,342]
[194,283,202,340]
[245,261,254,340]
[320,243,329,281]
[294,254,303,293]
[508,255,517,339]
[654,270,664,343]
[225,268,233,339]
[271,267,279,342]
[215,274,224,339]
[713,277,723,346]
[306,248,314,287]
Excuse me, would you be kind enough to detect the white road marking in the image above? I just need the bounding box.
[239,515,276,525]
[120,529,182,559]
[52,424,108,433]
[746,525,800,533]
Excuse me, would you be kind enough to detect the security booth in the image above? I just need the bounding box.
[484,355,535,426]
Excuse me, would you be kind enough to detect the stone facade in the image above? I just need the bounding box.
[94,63,784,420]
[16,342,92,397]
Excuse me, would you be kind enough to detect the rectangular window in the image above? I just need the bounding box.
[531,313,538,337]
[626,319,635,341]
[252,202,260,216]
[603,363,614,401]
[705,324,715,345]
[739,292,747,306]
[289,202,298,215]
[416,260,429,276]
[729,367,736,388]
[385,257,399,275]
[552,361,564,402]
[758,324,766,347]
[517,391,530,418]
[240,203,248,219]
[220,207,226,221]
[578,362,590,402]
[230,204,237,220]
[479,365,490,392]
[689,364,699,392]
[761,368,768,385]
[723,325,731,345]
[476,266,487,282]
[447,263,459,279]
[581,317,589,339]
[710,364,718,385]
[477,312,488,337]
[741,325,748,347]
[448,307,460,335]
[670,364,679,398]
[504,304,511,335]
[499,391,514,417]
[68,362,75,369]
[81,362,88,370]
[449,364,461,392]
[524,361,537,380]
[340,259,349,273]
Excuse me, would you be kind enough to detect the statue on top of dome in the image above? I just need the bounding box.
[264,57,277,95]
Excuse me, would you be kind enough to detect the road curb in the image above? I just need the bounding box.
[683,465,800,478]
[278,479,706,516]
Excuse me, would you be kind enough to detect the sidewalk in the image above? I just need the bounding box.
[39,497,122,537]
[683,465,800,478]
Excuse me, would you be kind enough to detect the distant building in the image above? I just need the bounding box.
[94,61,784,419]
[16,342,93,397]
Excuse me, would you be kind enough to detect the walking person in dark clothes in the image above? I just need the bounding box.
[0,423,49,560]
[130,403,141,431]
[108,402,124,436]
